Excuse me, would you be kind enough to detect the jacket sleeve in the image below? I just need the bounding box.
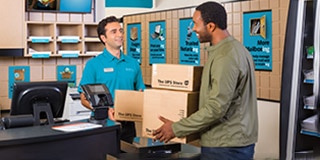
[172,54,239,137]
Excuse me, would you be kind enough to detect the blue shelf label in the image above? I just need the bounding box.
[304,79,314,84]
[62,53,79,58]
[32,54,50,58]
[301,130,320,138]
[31,39,50,43]
[61,39,79,43]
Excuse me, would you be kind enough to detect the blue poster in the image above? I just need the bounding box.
[106,0,152,8]
[149,21,166,64]
[57,65,76,87]
[127,23,142,64]
[243,11,272,71]
[179,18,200,66]
[8,66,30,99]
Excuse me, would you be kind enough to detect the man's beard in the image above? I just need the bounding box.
[198,32,212,43]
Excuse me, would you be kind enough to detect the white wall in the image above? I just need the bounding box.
[104,0,216,18]
[95,0,107,22]
[255,100,279,159]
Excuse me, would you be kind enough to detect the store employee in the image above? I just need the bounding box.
[78,16,146,144]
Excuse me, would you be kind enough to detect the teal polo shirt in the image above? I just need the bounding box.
[78,48,146,102]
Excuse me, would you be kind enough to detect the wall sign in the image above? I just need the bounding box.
[243,10,272,71]
[127,23,142,64]
[8,66,30,99]
[57,65,76,87]
[179,18,200,66]
[149,21,166,64]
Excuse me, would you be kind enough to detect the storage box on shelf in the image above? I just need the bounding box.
[25,22,103,58]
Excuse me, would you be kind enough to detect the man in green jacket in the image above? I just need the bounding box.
[153,1,258,160]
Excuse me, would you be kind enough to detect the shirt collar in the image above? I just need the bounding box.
[206,36,234,52]
[101,48,126,62]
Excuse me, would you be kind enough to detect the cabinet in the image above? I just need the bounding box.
[25,22,104,58]
[0,0,24,56]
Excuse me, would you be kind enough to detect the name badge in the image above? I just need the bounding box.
[104,68,114,72]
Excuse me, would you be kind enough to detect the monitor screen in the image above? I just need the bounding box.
[26,0,58,12]
[60,0,92,13]
[10,81,68,120]
[26,0,92,13]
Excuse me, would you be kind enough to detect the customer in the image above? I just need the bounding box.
[153,1,258,160]
[78,16,146,144]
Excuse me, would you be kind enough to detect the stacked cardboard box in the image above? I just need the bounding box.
[114,90,144,122]
[113,90,144,137]
[142,88,199,143]
[114,64,203,143]
[151,64,203,91]
[142,64,203,143]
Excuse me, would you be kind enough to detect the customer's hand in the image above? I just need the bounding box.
[152,116,175,143]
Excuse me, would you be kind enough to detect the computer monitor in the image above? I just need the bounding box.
[10,81,68,125]
[26,0,93,13]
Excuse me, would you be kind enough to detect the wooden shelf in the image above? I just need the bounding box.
[25,22,104,58]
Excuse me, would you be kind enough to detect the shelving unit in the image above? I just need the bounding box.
[25,22,103,58]
[84,23,104,55]
[26,22,54,58]
[280,0,320,159]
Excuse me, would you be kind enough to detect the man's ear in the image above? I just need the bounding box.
[207,22,216,33]
[100,34,106,42]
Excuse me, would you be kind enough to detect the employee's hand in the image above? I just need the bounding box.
[80,93,93,110]
[152,116,175,143]
[108,107,116,121]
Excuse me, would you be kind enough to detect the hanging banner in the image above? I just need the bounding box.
[127,23,142,64]
[57,65,76,87]
[243,10,272,71]
[149,21,166,64]
[179,18,200,66]
[8,66,30,99]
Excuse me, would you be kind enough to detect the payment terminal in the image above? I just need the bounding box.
[81,84,113,122]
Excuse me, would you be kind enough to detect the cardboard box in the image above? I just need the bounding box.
[151,64,203,91]
[142,89,199,143]
[135,121,142,137]
[114,90,144,122]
